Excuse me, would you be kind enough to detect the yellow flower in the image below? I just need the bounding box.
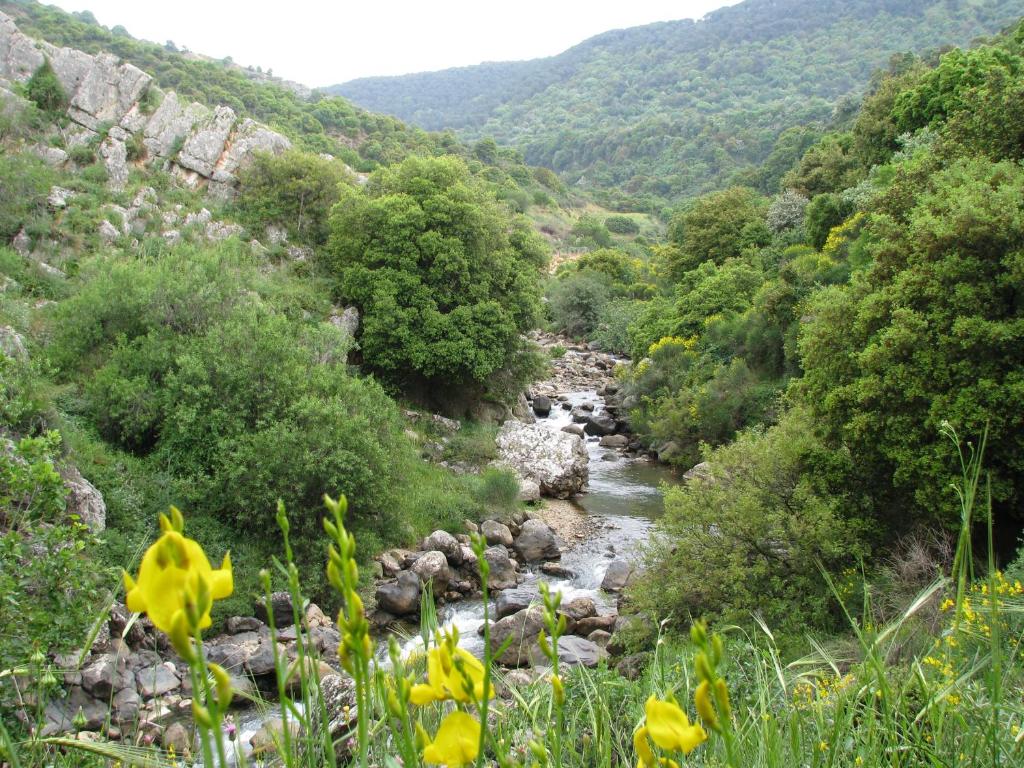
[422,710,480,767]
[410,641,492,705]
[123,524,232,633]
[644,695,707,754]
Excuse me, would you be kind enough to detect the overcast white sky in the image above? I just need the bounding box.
[48,1,738,86]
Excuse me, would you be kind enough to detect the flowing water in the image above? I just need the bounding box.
[396,386,678,659]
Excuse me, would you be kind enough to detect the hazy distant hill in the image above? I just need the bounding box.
[328,0,1023,209]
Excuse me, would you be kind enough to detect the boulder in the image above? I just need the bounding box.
[562,597,597,622]
[531,395,552,417]
[225,616,263,634]
[47,186,75,209]
[513,519,560,563]
[177,105,235,177]
[494,421,588,499]
[255,591,295,627]
[656,441,683,463]
[540,562,575,578]
[81,653,130,698]
[411,551,451,593]
[683,461,714,483]
[422,530,463,566]
[532,635,606,668]
[162,722,191,753]
[599,434,629,448]
[575,614,618,636]
[305,674,357,764]
[588,629,612,648]
[616,652,650,681]
[329,306,360,338]
[518,478,542,503]
[601,561,634,592]
[481,520,514,547]
[584,412,618,436]
[111,686,141,722]
[375,571,421,616]
[98,218,120,243]
[0,325,27,360]
[135,662,180,698]
[489,606,545,666]
[41,685,108,736]
[99,135,128,190]
[495,587,537,620]
[561,424,585,437]
[143,91,209,158]
[62,466,106,532]
[483,546,518,590]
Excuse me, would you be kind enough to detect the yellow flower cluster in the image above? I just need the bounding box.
[635,695,707,768]
[410,631,493,705]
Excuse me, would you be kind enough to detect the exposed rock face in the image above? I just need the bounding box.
[494,420,588,499]
[62,466,107,532]
[513,519,561,563]
[0,11,290,194]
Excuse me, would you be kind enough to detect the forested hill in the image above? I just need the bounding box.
[328,0,1023,212]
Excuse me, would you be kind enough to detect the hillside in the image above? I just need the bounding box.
[329,0,1023,211]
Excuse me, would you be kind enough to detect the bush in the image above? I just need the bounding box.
[0,153,54,242]
[630,407,865,634]
[605,214,640,235]
[24,59,67,117]
[546,271,611,339]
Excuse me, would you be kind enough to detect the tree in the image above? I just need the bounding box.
[797,157,1024,533]
[664,187,769,279]
[327,156,546,404]
[25,59,67,117]
[236,150,349,245]
[805,193,853,250]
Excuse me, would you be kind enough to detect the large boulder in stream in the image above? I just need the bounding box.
[493,420,589,499]
[375,571,421,616]
[483,546,518,590]
[513,519,561,563]
[489,606,546,666]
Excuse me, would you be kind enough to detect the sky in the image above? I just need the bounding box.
[48,1,739,87]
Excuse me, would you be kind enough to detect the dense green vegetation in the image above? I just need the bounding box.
[332,0,1023,212]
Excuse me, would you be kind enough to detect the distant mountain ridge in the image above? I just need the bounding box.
[328,0,1024,208]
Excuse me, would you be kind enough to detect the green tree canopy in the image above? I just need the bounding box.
[327,155,546,403]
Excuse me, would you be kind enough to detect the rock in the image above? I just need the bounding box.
[534,635,606,668]
[136,662,180,698]
[183,208,212,227]
[379,551,403,577]
[422,530,463,566]
[375,571,421,616]
[98,219,120,243]
[225,616,263,634]
[562,597,597,622]
[599,434,629,448]
[494,421,589,499]
[540,562,575,578]
[205,220,244,241]
[306,674,357,763]
[62,466,106,532]
[532,395,552,417]
[657,442,683,463]
[109,602,146,647]
[255,591,295,627]
[65,52,152,131]
[47,186,76,209]
[571,407,589,423]
[489,606,545,666]
[483,546,518,590]
[177,105,235,177]
[481,520,513,547]
[143,91,208,158]
[12,228,30,255]
[601,452,618,462]
[576,615,618,635]
[41,685,108,736]
[616,652,650,680]
[588,629,612,648]
[601,561,634,592]
[33,145,68,166]
[111,686,141,722]
[0,325,28,360]
[683,461,714,483]
[162,722,190,753]
[162,230,181,245]
[411,551,451,593]
[584,412,618,436]
[513,519,560,563]
[495,587,537,620]
[329,306,360,338]
[99,136,128,190]
[81,653,130,698]
[561,424,585,437]
[518,478,542,503]
[512,392,536,424]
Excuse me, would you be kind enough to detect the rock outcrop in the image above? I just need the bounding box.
[0,11,290,195]
[494,420,589,499]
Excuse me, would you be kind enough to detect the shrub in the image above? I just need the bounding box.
[546,271,611,339]
[24,59,67,116]
[605,214,640,235]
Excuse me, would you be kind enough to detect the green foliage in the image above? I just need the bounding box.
[546,271,611,339]
[235,149,350,245]
[24,58,67,116]
[0,433,106,670]
[631,407,865,633]
[798,156,1024,531]
[780,132,862,197]
[328,155,545,404]
[330,0,1023,209]
[571,214,612,248]
[604,214,640,235]
[664,187,769,279]
[0,152,54,242]
[805,193,853,250]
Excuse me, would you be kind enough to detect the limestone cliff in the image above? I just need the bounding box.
[0,11,289,194]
